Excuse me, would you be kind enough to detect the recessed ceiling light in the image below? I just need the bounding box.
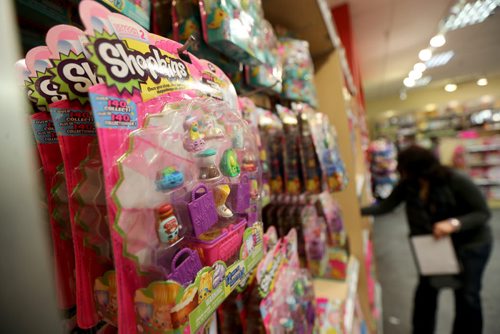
[444,83,457,92]
[477,78,488,86]
[409,70,422,80]
[414,62,427,72]
[404,77,416,88]
[426,51,455,68]
[419,48,433,61]
[430,34,446,47]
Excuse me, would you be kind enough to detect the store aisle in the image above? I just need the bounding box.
[373,208,500,334]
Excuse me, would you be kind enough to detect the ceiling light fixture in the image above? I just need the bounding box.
[430,34,446,47]
[414,62,427,72]
[444,83,457,92]
[442,0,498,31]
[419,48,433,61]
[404,77,416,88]
[409,70,422,80]
[414,76,432,87]
[425,51,455,68]
[477,77,488,86]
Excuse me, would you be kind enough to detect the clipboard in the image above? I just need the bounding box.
[410,235,461,276]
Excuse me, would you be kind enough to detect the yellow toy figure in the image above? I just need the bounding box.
[208,8,227,29]
[180,19,198,42]
[198,271,214,303]
[183,116,206,152]
[214,184,233,218]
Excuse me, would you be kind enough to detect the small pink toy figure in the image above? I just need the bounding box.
[183,116,206,152]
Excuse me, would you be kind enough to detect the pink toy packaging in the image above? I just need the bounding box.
[24,24,116,329]
[257,229,316,334]
[18,57,78,325]
[78,2,264,333]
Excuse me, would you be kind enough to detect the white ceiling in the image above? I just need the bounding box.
[328,0,500,102]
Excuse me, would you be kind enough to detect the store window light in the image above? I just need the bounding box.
[477,77,488,86]
[425,51,455,68]
[444,83,458,92]
[442,0,498,31]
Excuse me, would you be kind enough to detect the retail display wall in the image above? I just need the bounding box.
[12,0,378,333]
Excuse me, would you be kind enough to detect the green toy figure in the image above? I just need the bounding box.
[220,148,240,177]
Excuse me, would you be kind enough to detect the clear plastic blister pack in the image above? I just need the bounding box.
[114,97,260,273]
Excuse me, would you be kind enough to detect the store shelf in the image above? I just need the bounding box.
[473,178,500,186]
[263,0,339,58]
[313,256,360,333]
[468,161,500,168]
[466,144,500,153]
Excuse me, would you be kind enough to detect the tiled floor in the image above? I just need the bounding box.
[373,207,500,334]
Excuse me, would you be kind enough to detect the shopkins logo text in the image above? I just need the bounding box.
[258,250,284,298]
[33,74,66,106]
[55,58,101,95]
[90,34,190,94]
[224,263,245,288]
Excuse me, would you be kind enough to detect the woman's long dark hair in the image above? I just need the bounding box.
[397,145,450,183]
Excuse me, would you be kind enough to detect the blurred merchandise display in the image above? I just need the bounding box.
[367,139,398,200]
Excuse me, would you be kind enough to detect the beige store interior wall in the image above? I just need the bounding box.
[365,74,500,129]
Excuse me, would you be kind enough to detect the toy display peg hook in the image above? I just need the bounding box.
[178,35,197,54]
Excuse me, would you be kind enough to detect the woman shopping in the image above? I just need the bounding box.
[362,145,492,334]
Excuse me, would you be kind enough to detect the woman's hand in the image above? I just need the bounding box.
[433,219,460,239]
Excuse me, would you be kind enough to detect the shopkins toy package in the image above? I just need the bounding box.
[257,229,316,334]
[315,298,343,334]
[245,20,282,94]
[77,2,264,331]
[277,105,303,195]
[294,103,323,194]
[308,112,348,192]
[172,0,240,75]
[199,0,265,65]
[279,38,317,107]
[301,205,328,277]
[258,108,285,195]
[99,0,151,29]
[24,24,116,329]
[19,58,77,323]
